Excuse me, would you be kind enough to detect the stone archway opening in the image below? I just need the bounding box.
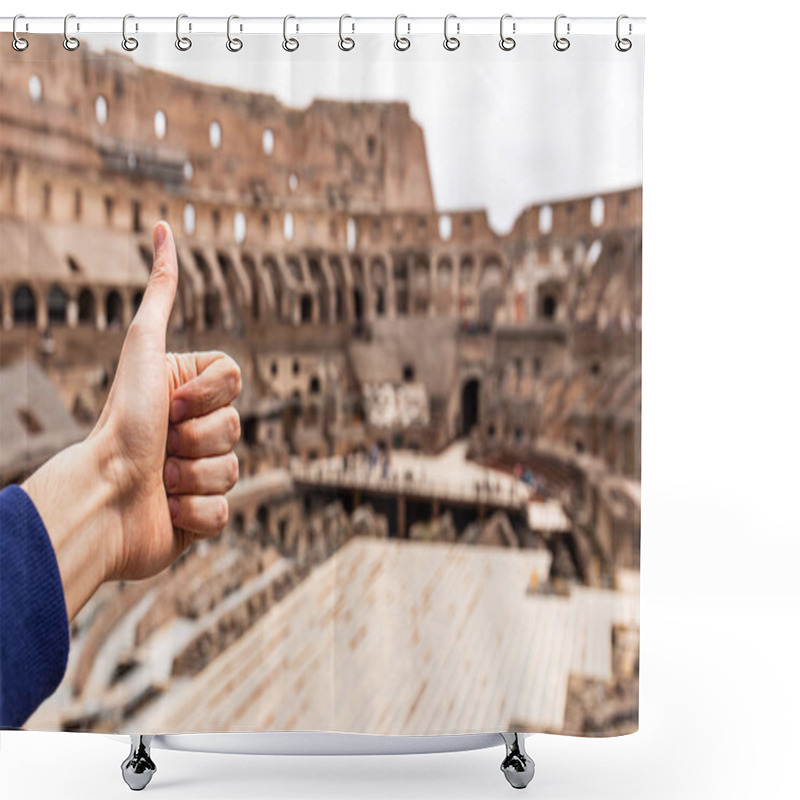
[460,378,480,437]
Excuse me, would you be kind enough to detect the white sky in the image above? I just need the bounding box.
[100,33,643,234]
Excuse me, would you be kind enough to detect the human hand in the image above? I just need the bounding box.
[23,221,242,619]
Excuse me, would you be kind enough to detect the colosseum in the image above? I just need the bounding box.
[1,35,641,737]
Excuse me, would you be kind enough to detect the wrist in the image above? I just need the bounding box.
[21,431,123,621]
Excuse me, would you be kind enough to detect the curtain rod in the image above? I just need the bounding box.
[1,16,646,37]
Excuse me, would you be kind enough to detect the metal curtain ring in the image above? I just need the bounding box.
[12,14,29,51]
[176,14,192,51]
[615,14,632,52]
[553,14,570,52]
[499,14,516,51]
[394,14,410,51]
[443,14,460,51]
[282,15,299,52]
[63,13,80,51]
[226,15,243,52]
[122,14,139,51]
[338,14,355,51]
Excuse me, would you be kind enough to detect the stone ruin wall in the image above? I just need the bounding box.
[1,37,642,733]
[0,33,642,494]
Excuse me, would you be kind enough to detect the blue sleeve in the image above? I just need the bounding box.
[0,484,70,728]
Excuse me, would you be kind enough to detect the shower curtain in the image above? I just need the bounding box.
[0,20,643,739]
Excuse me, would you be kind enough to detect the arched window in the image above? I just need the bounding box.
[591,196,605,227]
[154,109,167,139]
[106,290,124,328]
[587,239,602,267]
[288,173,298,191]
[28,75,42,103]
[183,203,196,235]
[346,218,356,252]
[12,284,36,326]
[438,214,452,241]
[262,128,275,155]
[539,205,553,234]
[183,160,194,181]
[234,211,247,244]
[95,95,108,125]
[209,120,222,149]
[46,285,68,326]
[78,289,95,325]
[283,213,294,241]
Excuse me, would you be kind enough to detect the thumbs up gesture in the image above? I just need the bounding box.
[23,222,242,619]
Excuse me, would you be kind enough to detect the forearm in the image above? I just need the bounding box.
[21,432,121,622]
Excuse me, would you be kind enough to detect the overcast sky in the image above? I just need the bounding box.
[107,33,643,234]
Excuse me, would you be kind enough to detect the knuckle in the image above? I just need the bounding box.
[228,363,243,398]
[216,497,229,529]
[186,458,201,485]
[227,407,241,443]
[183,423,200,454]
[227,454,240,488]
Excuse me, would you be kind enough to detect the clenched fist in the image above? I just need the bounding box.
[22,222,242,620]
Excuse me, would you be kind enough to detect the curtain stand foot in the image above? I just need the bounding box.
[121,735,156,791]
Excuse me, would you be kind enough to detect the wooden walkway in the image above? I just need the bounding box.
[131,538,638,735]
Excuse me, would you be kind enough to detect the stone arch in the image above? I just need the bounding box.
[285,255,304,285]
[241,252,272,322]
[216,251,247,332]
[393,254,410,316]
[12,283,37,327]
[300,294,313,323]
[46,284,69,326]
[264,256,285,320]
[77,288,96,326]
[105,289,124,329]
[308,254,331,324]
[192,250,223,329]
[370,256,388,317]
[411,253,431,316]
[326,254,349,322]
[173,245,203,331]
[537,279,563,322]
[478,257,503,326]
[460,378,481,436]
[458,255,477,318]
[435,255,454,315]
[165,264,186,332]
[460,255,475,286]
[349,256,367,325]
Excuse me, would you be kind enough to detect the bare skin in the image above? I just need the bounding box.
[21,221,242,621]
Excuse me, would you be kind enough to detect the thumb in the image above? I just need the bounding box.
[132,221,178,337]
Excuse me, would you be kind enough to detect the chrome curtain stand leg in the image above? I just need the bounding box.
[500,732,535,789]
[121,735,157,791]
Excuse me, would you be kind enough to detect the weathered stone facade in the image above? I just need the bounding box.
[1,36,641,488]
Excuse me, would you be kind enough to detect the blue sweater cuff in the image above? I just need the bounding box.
[0,484,70,728]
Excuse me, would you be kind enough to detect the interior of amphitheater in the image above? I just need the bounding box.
[0,35,641,736]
